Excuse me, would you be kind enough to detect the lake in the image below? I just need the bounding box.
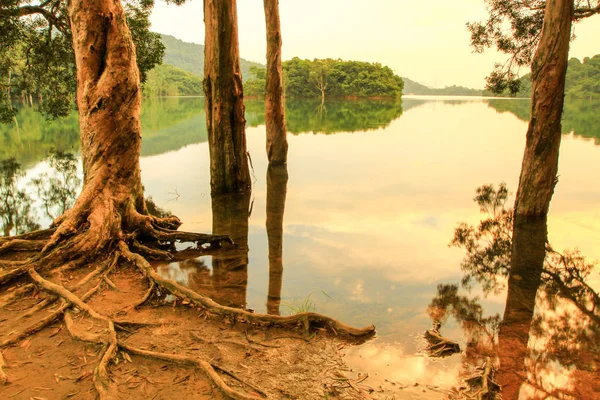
[2,96,599,398]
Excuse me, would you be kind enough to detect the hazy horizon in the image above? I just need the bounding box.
[150,0,600,89]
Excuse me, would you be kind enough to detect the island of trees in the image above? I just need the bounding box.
[244,58,404,101]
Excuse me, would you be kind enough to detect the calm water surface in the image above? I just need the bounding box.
[2,96,599,398]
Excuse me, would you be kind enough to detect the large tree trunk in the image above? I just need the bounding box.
[263,0,288,165]
[510,0,572,283]
[57,0,149,255]
[266,165,288,315]
[203,0,251,194]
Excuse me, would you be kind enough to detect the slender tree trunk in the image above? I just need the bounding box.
[266,164,287,315]
[211,192,251,308]
[502,1,573,394]
[510,0,572,279]
[263,0,288,165]
[203,0,250,194]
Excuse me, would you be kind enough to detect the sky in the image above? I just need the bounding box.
[150,0,600,89]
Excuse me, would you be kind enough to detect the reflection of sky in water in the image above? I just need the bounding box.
[139,98,600,396]
[17,97,600,397]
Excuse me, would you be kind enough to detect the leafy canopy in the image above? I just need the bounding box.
[468,0,600,94]
[0,0,165,122]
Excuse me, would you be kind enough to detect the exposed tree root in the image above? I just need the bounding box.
[119,343,263,400]
[0,206,376,399]
[0,350,7,384]
[116,240,376,338]
[0,228,55,244]
[0,283,35,308]
[0,239,46,255]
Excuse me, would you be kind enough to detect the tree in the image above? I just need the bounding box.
[468,0,599,94]
[1,3,375,397]
[203,0,251,194]
[310,59,331,105]
[263,0,288,165]
[0,0,164,122]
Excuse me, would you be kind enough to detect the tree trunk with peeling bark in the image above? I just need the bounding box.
[263,0,288,165]
[203,0,251,194]
[510,0,572,281]
[502,0,573,392]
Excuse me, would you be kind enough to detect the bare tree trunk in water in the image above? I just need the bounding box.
[266,164,288,315]
[203,0,250,194]
[510,0,572,284]
[500,0,573,395]
[263,0,288,165]
[497,219,546,398]
[211,192,251,309]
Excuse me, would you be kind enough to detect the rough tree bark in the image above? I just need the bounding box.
[204,0,251,194]
[510,0,572,288]
[501,0,573,395]
[263,0,288,165]
[266,165,288,315]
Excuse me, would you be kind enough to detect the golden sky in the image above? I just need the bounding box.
[150,0,600,88]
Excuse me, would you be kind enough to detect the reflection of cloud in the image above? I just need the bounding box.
[414,215,439,228]
[344,339,462,391]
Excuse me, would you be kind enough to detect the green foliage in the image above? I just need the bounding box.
[143,64,203,97]
[245,58,404,100]
[486,98,600,144]
[282,291,331,315]
[484,55,600,99]
[243,66,267,97]
[159,34,263,82]
[245,98,403,134]
[0,0,164,121]
[468,0,600,94]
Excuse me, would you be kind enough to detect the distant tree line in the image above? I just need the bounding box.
[245,58,404,101]
[142,64,202,97]
[484,55,600,99]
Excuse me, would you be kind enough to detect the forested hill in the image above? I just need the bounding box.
[402,77,483,96]
[159,34,264,81]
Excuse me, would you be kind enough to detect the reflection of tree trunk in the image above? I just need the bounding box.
[203,0,250,194]
[266,165,288,315]
[263,0,288,165]
[211,191,251,309]
[511,0,572,275]
[497,218,546,398]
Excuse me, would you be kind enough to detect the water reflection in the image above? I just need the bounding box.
[486,98,600,144]
[430,185,600,399]
[0,159,40,236]
[209,192,251,308]
[266,164,288,315]
[247,98,404,134]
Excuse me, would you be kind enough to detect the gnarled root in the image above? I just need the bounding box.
[118,241,376,339]
[0,202,376,399]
